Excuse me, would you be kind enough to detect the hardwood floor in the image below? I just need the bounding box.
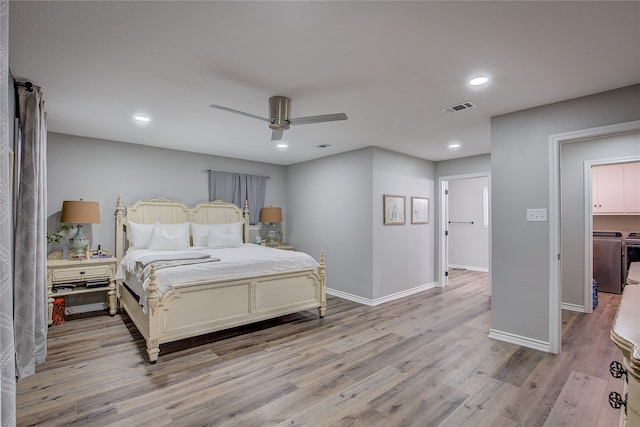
[17,270,624,426]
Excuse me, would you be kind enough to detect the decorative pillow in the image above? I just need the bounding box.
[191,221,243,247]
[207,228,243,249]
[128,221,155,249]
[146,222,191,251]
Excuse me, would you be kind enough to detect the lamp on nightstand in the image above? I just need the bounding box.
[60,199,101,258]
[260,207,283,246]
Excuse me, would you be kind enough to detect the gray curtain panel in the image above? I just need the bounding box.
[208,171,267,224]
[0,0,17,423]
[14,84,48,379]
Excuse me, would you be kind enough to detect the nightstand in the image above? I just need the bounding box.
[46,257,117,325]
[260,243,294,250]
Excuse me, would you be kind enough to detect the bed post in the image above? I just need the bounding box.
[115,194,124,262]
[243,200,250,243]
[114,195,125,306]
[146,265,160,363]
[318,250,327,318]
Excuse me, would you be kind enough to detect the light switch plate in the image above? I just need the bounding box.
[527,208,547,222]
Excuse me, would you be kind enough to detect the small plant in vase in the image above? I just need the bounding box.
[47,224,75,252]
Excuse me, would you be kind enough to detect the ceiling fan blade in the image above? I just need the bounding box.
[271,129,284,141]
[289,113,348,126]
[209,104,269,122]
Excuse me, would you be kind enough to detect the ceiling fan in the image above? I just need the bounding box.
[209,96,348,141]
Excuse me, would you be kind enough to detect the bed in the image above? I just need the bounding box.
[114,196,326,362]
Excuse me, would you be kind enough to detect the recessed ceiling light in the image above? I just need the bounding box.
[448,143,461,150]
[469,76,489,86]
[276,142,288,149]
[133,115,150,123]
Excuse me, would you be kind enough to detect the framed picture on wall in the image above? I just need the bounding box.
[411,197,429,224]
[383,194,405,225]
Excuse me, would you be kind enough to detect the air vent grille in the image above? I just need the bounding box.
[441,101,478,113]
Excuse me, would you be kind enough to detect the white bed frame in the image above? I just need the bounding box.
[115,196,326,362]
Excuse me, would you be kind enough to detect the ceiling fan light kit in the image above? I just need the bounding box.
[210,95,347,142]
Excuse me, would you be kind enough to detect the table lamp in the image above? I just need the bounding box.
[260,207,282,246]
[60,199,101,258]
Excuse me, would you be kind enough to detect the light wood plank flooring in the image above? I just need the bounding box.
[17,270,624,426]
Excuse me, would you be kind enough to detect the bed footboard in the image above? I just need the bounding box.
[119,252,326,363]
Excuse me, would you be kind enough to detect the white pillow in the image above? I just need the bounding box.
[191,221,243,247]
[146,222,191,251]
[128,221,155,249]
[207,228,243,249]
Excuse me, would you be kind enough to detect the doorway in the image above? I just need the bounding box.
[438,172,491,294]
[549,120,640,354]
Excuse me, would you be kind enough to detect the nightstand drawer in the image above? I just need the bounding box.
[51,264,111,282]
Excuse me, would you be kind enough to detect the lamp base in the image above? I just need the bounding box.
[266,227,278,246]
[69,225,89,259]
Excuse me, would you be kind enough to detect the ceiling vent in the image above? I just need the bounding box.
[441,101,478,113]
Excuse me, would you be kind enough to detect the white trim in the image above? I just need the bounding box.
[488,328,550,353]
[448,264,489,273]
[438,177,449,288]
[483,186,489,228]
[327,281,438,306]
[325,288,373,306]
[549,120,640,355]
[561,302,586,313]
[584,162,594,314]
[65,302,107,315]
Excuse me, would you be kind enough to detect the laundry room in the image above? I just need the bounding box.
[559,130,640,311]
[592,161,640,294]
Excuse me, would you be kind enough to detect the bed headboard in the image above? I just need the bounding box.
[115,196,250,261]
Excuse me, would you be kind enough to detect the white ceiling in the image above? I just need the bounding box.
[8,1,640,166]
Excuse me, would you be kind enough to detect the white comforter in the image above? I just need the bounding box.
[116,244,319,312]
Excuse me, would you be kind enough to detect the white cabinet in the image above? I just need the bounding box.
[592,163,640,215]
[623,162,640,213]
[593,164,624,213]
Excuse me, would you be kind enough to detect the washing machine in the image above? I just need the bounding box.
[593,231,624,294]
[625,232,640,283]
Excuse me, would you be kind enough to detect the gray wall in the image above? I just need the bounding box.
[372,148,435,299]
[50,135,437,303]
[286,148,374,298]
[47,133,287,254]
[448,176,489,270]
[490,84,640,344]
[286,147,435,301]
[560,133,640,306]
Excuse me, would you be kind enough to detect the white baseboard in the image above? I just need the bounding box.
[449,264,489,273]
[325,289,373,306]
[65,302,107,315]
[488,328,550,353]
[327,281,439,306]
[561,302,586,313]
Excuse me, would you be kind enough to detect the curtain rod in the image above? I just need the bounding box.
[15,81,34,92]
[202,169,271,179]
